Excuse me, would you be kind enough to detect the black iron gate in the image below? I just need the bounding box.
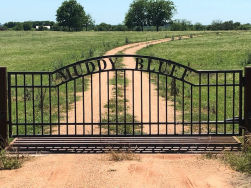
[7,55,244,137]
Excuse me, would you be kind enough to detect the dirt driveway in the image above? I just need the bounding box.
[1,37,251,188]
[0,154,250,188]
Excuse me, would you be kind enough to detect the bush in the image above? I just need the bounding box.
[0,150,23,170]
[125,37,129,44]
[221,150,251,174]
[0,25,7,31]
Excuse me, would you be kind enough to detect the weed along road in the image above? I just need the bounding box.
[1,36,250,188]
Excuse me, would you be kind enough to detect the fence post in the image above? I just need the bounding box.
[0,67,8,148]
[245,66,251,133]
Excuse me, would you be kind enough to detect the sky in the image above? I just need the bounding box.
[0,0,251,25]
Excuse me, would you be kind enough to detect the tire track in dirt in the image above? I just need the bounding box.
[121,36,189,135]
[0,154,248,188]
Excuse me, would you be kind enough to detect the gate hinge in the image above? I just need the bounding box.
[242,77,246,86]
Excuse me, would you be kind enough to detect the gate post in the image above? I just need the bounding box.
[0,67,8,148]
[244,66,251,133]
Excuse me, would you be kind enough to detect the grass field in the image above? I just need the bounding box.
[138,31,251,70]
[0,30,203,71]
[137,31,251,131]
[3,30,250,134]
[1,30,251,173]
[137,31,251,174]
[3,30,204,136]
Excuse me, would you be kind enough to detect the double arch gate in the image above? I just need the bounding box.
[7,55,244,138]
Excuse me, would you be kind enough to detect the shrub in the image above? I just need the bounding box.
[88,48,94,57]
[0,150,23,170]
[125,37,129,44]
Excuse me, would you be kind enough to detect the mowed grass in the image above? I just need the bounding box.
[0,30,203,71]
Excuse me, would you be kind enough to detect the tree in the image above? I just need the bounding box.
[14,23,23,31]
[147,0,176,31]
[95,23,112,31]
[83,14,95,31]
[193,22,205,31]
[23,22,32,31]
[169,19,192,31]
[56,0,86,31]
[4,22,17,28]
[124,0,148,31]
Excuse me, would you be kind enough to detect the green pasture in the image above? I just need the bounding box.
[138,31,251,70]
[2,30,203,136]
[137,31,251,134]
[0,30,203,71]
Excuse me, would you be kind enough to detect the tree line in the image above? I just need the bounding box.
[2,19,250,32]
[0,0,250,31]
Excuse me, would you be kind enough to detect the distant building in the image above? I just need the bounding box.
[35,26,51,30]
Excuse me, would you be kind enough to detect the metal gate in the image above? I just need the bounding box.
[7,55,244,137]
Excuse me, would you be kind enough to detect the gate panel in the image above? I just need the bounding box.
[8,55,243,137]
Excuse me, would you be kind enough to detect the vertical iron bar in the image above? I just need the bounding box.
[99,72,102,135]
[91,74,93,135]
[124,70,127,135]
[166,76,168,135]
[182,81,185,135]
[224,73,227,134]
[157,74,160,135]
[149,72,151,135]
[82,76,85,135]
[233,73,235,134]
[141,71,143,135]
[207,73,210,135]
[57,86,60,135]
[216,73,218,135]
[74,79,77,135]
[174,80,177,135]
[199,74,202,135]
[49,74,52,135]
[24,74,27,136]
[15,74,18,136]
[40,74,43,135]
[190,85,193,135]
[115,70,118,135]
[32,74,35,135]
[107,72,110,135]
[132,70,135,136]
[66,82,68,135]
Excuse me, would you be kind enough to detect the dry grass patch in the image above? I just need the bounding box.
[109,150,140,162]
